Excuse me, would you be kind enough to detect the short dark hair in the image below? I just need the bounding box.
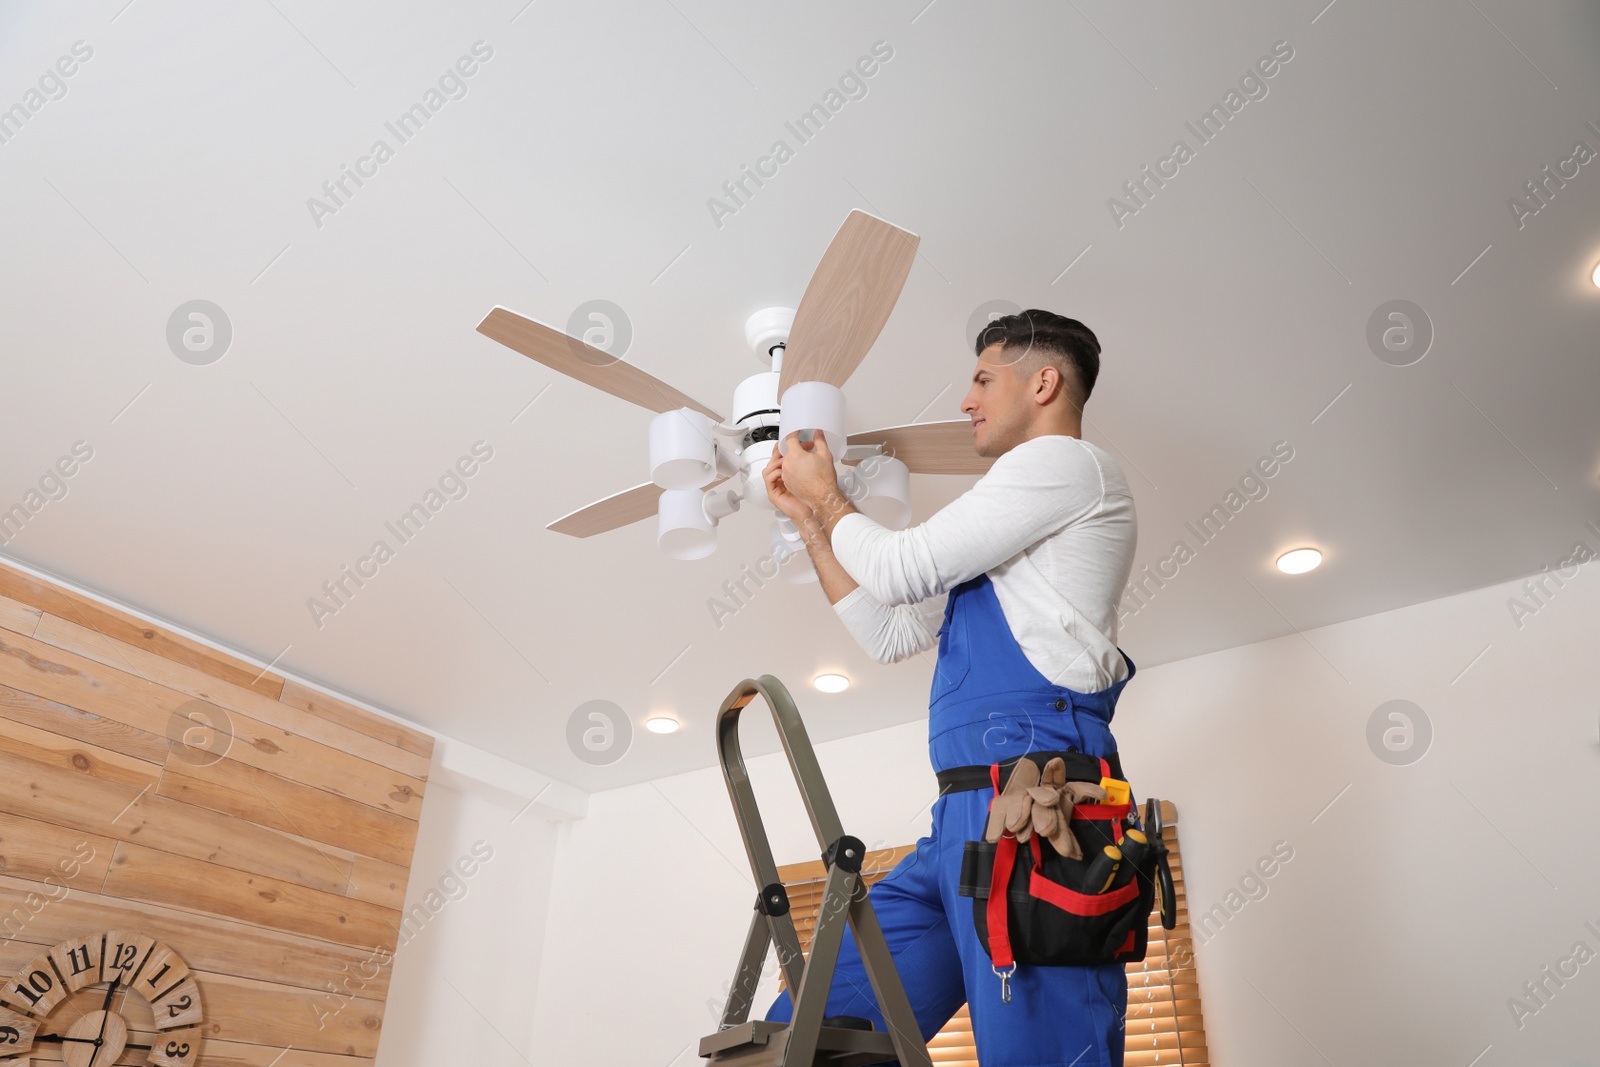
[974,309,1101,408]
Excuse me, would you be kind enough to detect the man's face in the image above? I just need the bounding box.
[960,343,1031,457]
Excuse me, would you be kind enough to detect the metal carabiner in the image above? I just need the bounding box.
[992,963,1016,1004]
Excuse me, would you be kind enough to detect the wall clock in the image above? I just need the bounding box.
[0,930,203,1066]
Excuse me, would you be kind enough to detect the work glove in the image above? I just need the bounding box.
[984,757,1108,861]
[983,757,1040,844]
[1027,757,1107,860]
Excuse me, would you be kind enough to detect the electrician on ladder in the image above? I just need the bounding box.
[760,309,1139,1066]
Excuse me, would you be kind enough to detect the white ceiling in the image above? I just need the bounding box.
[3,0,1598,793]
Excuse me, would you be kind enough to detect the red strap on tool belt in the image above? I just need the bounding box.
[985,762,1018,970]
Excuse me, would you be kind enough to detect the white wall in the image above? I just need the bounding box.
[530,557,1600,1067]
[375,746,578,1067]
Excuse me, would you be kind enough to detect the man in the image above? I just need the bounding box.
[760,309,1139,1066]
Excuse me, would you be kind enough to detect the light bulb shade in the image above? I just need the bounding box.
[658,488,717,560]
[650,408,716,490]
[777,381,847,457]
[856,454,912,529]
[771,518,817,583]
[773,515,803,546]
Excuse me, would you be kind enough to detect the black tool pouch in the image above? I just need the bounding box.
[958,793,1172,967]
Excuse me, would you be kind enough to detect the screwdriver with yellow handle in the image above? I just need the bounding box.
[1100,828,1150,892]
[1082,844,1122,893]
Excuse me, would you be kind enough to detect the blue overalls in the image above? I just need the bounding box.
[765,571,1137,1067]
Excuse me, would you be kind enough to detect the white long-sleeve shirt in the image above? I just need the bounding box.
[830,434,1137,692]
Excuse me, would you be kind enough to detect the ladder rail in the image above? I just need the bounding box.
[711,674,933,1067]
[715,677,817,999]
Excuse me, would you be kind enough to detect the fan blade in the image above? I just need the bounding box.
[779,210,919,400]
[477,306,722,422]
[547,477,730,538]
[548,482,663,538]
[846,421,993,475]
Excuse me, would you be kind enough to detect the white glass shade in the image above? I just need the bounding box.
[777,381,847,457]
[855,455,912,529]
[658,489,716,560]
[650,408,716,490]
[771,516,817,584]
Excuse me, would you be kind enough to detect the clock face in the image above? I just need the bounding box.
[0,931,204,1067]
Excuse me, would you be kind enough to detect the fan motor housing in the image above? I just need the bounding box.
[731,371,782,502]
[732,371,782,439]
[745,307,795,362]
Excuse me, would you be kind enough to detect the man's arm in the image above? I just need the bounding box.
[795,512,942,664]
[794,510,858,606]
[769,442,943,664]
[764,439,864,607]
[829,437,1110,606]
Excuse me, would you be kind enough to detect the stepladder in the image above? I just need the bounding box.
[696,675,933,1067]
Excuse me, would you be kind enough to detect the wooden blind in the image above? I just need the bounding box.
[776,801,1208,1067]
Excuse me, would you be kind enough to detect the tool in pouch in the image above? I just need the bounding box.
[956,753,1175,1003]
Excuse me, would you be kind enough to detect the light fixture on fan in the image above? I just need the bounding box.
[772,514,817,584]
[657,485,739,561]
[647,331,913,562]
[845,452,913,530]
[475,211,993,560]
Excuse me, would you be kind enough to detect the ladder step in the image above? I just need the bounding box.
[699,1020,897,1064]
[821,1016,873,1032]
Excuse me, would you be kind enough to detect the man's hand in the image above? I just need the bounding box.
[778,430,846,515]
[763,432,864,607]
[763,443,813,527]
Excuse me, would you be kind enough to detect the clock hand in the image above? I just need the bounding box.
[100,974,122,1015]
[33,1033,101,1044]
[87,975,121,1067]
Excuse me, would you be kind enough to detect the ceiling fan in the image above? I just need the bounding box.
[475,210,993,578]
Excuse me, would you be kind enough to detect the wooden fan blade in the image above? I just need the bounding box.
[548,482,663,538]
[477,306,722,422]
[779,210,919,400]
[847,421,993,475]
[547,477,730,538]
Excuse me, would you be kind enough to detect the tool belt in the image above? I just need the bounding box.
[948,751,1175,991]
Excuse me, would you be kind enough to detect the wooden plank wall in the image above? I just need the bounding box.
[0,560,436,1066]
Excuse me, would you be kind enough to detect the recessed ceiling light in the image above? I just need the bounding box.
[1276,548,1323,574]
[1592,261,1600,288]
[813,673,850,693]
[645,716,680,734]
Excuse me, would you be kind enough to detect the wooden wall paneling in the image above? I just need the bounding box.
[0,571,285,700]
[30,614,431,783]
[0,749,363,898]
[0,558,434,1067]
[0,682,173,765]
[0,626,424,818]
[0,594,42,637]
[276,680,432,759]
[39,975,385,1058]
[100,841,401,950]
[26,1041,375,1067]
[152,759,419,869]
[0,877,395,999]
[343,855,411,912]
[0,812,114,892]
[0,714,161,793]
